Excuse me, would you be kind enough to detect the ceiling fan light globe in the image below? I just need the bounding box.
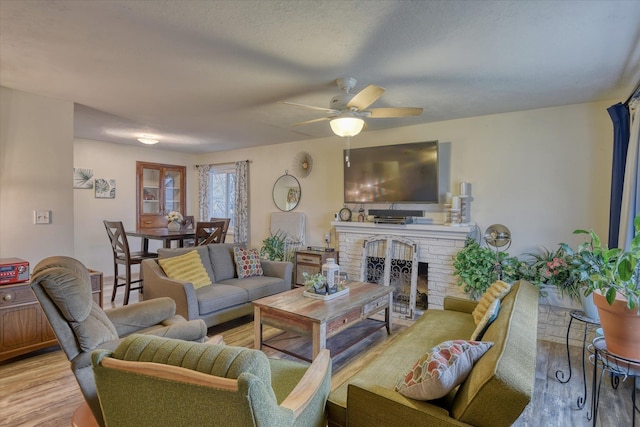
[137,137,159,145]
[330,117,364,137]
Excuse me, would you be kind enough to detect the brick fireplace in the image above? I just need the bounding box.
[332,221,473,309]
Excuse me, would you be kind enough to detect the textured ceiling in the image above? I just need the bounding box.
[1,0,639,153]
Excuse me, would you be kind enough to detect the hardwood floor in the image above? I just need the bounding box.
[0,286,636,426]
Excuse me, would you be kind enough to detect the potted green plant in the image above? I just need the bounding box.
[259,230,286,261]
[302,272,327,295]
[452,238,523,300]
[521,246,584,310]
[569,215,640,360]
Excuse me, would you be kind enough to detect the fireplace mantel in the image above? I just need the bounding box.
[331,221,473,240]
[332,221,475,310]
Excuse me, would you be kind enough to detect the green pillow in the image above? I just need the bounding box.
[159,250,212,289]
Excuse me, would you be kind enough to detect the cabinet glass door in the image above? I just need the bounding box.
[164,169,182,214]
[142,167,161,214]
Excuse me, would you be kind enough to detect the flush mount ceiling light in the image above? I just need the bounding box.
[137,135,159,145]
[329,114,365,137]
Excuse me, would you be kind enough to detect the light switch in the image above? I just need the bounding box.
[34,210,51,224]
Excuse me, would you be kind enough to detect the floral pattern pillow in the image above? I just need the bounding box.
[395,340,493,400]
[233,247,264,279]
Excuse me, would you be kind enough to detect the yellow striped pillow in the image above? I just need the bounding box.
[158,250,211,289]
[471,280,511,325]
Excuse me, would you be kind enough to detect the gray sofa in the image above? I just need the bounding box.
[142,243,293,327]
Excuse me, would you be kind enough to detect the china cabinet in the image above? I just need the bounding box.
[136,161,186,229]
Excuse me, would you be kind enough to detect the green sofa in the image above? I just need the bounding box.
[327,280,539,427]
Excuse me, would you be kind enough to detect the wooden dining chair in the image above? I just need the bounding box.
[103,220,158,305]
[182,215,195,230]
[195,220,226,245]
[209,217,231,242]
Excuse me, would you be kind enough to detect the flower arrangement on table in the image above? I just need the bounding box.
[166,211,184,223]
[302,272,345,295]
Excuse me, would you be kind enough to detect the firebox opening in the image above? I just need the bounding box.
[364,257,428,315]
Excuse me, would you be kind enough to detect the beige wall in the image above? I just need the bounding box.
[0,85,615,279]
[73,139,198,274]
[200,100,613,258]
[0,87,74,263]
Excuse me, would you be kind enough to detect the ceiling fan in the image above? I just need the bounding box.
[283,77,423,138]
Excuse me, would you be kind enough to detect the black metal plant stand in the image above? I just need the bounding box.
[588,336,639,427]
[555,310,600,409]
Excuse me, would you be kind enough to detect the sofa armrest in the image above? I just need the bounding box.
[443,296,478,314]
[106,297,177,336]
[141,259,200,321]
[346,381,468,427]
[260,260,293,287]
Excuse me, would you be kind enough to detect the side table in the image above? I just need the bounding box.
[588,336,639,426]
[555,310,601,409]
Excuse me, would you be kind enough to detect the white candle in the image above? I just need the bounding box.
[452,196,460,209]
[445,192,452,204]
[460,181,469,196]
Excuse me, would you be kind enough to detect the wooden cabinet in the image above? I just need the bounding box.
[136,161,186,229]
[294,250,339,287]
[0,270,103,362]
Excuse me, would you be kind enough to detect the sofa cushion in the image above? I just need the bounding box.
[395,340,493,401]
[327,308,476,425]
[38,267,93,322]
[233,247,264,279]
[195,284,248,315]
[219,276,288,301]
[158,250,212,289]
[208,244,243,281]
[470,298,500,341]
[471,280,511,325]
[158,246,215,283]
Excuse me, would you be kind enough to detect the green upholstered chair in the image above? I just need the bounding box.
[30,256,209,427]
[92,334,332,427]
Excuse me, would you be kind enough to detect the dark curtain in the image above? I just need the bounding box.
[607,103,630,248]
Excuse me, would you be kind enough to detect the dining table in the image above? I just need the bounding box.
[126,228,196,251]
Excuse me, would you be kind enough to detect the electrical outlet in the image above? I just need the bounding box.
[324,233,331,243]
[34,210,51,224]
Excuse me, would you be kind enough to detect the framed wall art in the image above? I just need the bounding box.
[73,168,94,189]
[95,178,116,199]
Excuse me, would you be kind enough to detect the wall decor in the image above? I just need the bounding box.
[73,168,94,189]
[95,178,116,199]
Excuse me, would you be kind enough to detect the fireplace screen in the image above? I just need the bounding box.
[361,236,419,318]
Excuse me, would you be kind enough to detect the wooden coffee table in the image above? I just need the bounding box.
[253,281,393,361]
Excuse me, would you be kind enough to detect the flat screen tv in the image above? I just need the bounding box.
[344,141,439,203]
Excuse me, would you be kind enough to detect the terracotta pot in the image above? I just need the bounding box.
[593,290,640,361]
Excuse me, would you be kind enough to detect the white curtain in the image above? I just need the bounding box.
[234,160,249,243]
[618,98,640,249]
[197,164,211,222]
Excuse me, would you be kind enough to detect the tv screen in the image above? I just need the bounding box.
[344,141,439,203]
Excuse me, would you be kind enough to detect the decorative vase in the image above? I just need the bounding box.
[593,290,640,361]
[313,282,327,295]
[167,221,181,231]
[579,289,599,321]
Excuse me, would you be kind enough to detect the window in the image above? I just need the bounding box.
[208,165,235,229]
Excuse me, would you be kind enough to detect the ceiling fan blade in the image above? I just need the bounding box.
[347,84,385,111]
[291,117,331,127]
[367,107,423,118]
[281,101,339,114]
